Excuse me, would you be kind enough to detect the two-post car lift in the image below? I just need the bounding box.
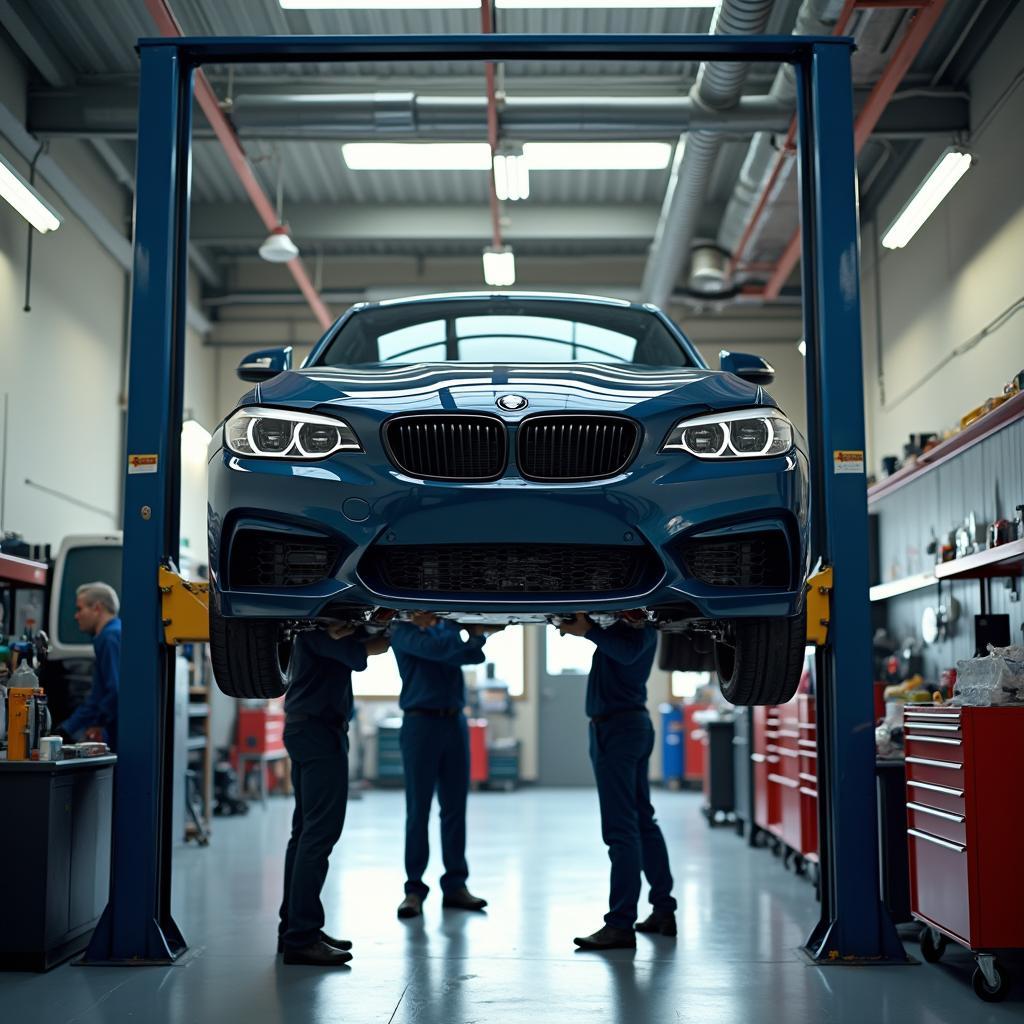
[82,33,906,967]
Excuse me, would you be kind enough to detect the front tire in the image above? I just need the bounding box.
[714,615,805,706]
[209,592,291,699]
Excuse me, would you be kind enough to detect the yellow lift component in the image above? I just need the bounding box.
[159,565,210,645]
[805,562,833,646]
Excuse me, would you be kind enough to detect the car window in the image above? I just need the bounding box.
[317,299,693,367]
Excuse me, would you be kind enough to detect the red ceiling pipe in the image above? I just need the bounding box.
[760,0,949,300]
[144,0,333,330]
[481,0,503,249]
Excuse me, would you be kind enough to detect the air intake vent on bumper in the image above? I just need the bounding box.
[363,543,659,595]
[678,531,791,589]
[230,531,340,588]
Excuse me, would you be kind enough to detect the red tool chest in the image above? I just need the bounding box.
[468,718,489,785]
[752,695,818,862]
[683,703,710,783]
[905,705,1024,950]
[237,705,286,755]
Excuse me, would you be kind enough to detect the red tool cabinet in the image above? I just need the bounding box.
[752,695,818,863]
[683,703,710,784]
[904,704,1024,1001]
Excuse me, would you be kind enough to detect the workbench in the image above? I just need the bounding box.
[0,755,116,970]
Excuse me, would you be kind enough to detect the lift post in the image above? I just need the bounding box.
[92,32,903,966]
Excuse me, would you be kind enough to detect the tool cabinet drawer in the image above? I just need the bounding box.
[905,779,965,817]
[906,803,967,847]
[905,754,964,790]
[908,829,970,943]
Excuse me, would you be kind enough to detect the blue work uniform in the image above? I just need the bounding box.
[390,620,487,898]
[585,622,676,930]
[61,617,121,750]
[278,629,367,951]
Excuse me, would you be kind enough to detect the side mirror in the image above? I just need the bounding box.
[719,350,775,385]
[237,346,293,383]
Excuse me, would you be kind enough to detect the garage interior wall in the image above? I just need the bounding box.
[860,0,1024,474]
[0,34,127,544]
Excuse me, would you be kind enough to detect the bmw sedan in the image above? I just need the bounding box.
[208,292,809,706]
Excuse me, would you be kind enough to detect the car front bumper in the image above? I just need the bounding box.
[208,441,809,621]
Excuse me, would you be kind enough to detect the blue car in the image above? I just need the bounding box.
[208,292,809,706]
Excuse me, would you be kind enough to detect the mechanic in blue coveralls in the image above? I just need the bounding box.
[57,582,121,750]
[389,613,500,919]
[278,622,390,967]
[558,612,677,951]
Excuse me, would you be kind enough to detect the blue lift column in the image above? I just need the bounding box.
[82,43,191,963]
[798,40,906,963]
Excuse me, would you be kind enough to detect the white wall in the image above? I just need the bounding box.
[860,3,1024,473]
[0,37,127,544]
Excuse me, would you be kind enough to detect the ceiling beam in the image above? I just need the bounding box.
[189,203,659,246]
[0,0,75,87]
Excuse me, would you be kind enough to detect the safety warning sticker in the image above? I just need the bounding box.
[833,450,865,475]
[128,454,159,475]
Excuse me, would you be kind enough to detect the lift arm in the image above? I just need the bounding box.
[158,565,209,645]
[805,563,833,646]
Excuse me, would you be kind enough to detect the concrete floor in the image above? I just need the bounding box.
[2,788,1021,1022]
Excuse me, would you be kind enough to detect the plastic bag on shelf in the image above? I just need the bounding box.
[953,644,1024,706]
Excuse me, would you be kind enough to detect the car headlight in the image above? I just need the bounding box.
[661,409,793,459]
[224,407,361,459]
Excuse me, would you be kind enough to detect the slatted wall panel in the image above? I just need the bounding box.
[870,417,1024,678]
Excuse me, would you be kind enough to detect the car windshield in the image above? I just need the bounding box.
[316,298,695,367]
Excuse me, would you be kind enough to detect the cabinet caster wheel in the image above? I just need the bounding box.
[973,959,1009,1003]
[919,928,947,963]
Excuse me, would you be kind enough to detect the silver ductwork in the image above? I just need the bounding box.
[717,0,848,256]
[640,0,779,308]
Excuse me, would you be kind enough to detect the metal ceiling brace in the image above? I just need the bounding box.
[82,32,905,967]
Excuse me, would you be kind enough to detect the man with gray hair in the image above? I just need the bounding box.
[57,582,122,750]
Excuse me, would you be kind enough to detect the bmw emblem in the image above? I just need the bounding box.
[497,394,528,412]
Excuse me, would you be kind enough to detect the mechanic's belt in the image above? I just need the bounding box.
[285,712,349,732]
[404,707,462,718]
[589,708,649,725]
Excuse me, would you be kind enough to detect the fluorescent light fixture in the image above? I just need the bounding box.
[493,153,530,202]
[0,152,61,234]
[498,1,717,7]
[797,338,806,357]
[522,141,672,171]
[881,147,972,250]
[342,142,492,171]
[482,247,516,287]
[280,2,479,9]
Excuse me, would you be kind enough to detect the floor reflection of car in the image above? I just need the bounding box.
[207,293,809,706]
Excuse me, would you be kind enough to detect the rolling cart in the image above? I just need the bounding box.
[904,704,1024,1002]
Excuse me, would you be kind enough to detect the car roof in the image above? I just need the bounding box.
[358,291,655,313]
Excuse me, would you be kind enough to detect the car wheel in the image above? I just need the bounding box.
[714,614,805,706]
[209,592,291,699]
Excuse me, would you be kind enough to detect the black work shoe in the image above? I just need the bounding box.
[635,912,677,937]
[282,939,353,966]
[397,893,424,919]
[277,931,353,954]
[441,888,488,911]
[574,926,637,951]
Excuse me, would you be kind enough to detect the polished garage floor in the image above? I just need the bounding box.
[2,788,1020,1022]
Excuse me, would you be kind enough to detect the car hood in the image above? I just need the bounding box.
[254,363,771,418]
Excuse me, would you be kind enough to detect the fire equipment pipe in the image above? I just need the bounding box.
[144,0,333,329]
[756,0,949,300]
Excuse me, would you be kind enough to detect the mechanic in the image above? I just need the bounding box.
[558,612,677,951]
[390,613,498,919]
[57,582,121,750]
[279,623,390,967]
